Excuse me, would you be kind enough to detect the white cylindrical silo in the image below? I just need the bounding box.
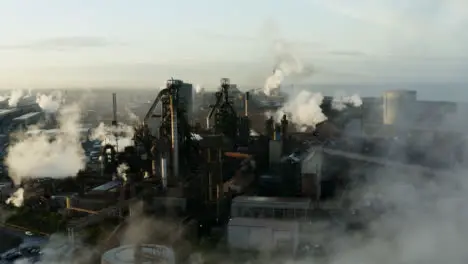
[101,244,176,264]
[383,90,417,127]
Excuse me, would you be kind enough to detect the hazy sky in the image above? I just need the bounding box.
[1,0,468,90]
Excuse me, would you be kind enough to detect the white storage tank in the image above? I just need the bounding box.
[383,90,417,126]
[101,244,176,264]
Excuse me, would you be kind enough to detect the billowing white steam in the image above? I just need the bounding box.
[14,234,98,264]
[90,122,134,152]
[276,90,327,128]
[117,163,129,182]
[5,187,24,207]
[125,107,140,124]
[263,41,313,96]
[332,91,363,111]
[195,84,204,94]
[5,104,86,186]
[36,91,63,113]
[4,89,26,107]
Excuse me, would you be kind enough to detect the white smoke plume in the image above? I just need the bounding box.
[194,84,204,94]
[90,122,134,152]
[5,187,24,207]
[8,89,25,107]
[276,90,327,128]
[125,107,140,124]
[117,163,129,182]
[332,91,363,111]
[36,91,63,114]
[14,234,98,264]
[5,103,86,186]
[263,40,313,96]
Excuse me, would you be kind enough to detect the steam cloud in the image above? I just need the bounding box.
[6,103,86,187]
[276,90,327,128]
[117,163,129,182]
[90,122,135,152]
[263,41,313,96]
[5,187,24,207]
[36,91,63,113]
[125,107,140,124]
[332,91,363,111]
[0,89,27,107]
[8,89,25,107]
[194,84,204,94]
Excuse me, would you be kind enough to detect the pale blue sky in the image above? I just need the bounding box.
[0,0,467,89]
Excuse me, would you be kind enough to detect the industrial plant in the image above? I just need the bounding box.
[0,81,464,264]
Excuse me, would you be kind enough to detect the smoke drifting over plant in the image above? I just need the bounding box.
[332,91,363,111]
[90,122,135,152]
[276,90,327,128]
[36,91,63,113]
[6,103,86,186]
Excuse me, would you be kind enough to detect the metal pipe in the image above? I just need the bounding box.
[160,157,168,189]
[206,116,211,130]
[68,207,98,214]
[170,93,179,181]
[244,92,249,116]
[224,152,251,159]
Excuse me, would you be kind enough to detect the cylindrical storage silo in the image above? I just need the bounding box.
[101,244,176,264]
[383,90,417,127]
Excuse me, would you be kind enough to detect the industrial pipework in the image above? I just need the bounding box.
[167,79,181,180]
[137,78,194,185]
[206,78,238,140]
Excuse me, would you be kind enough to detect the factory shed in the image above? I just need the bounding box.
[231,196,311,219]
[0,109,20,118]
[228,217,300,255]
[13,111,42,122]
[12,111,43,130]
[232,196,311,209]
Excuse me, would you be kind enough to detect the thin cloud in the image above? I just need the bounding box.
[0,36,125,50]
[328,50,368,57]
[199,32,320,47]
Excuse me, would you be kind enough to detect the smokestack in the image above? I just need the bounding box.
[244,92,249,117]
[265,117,274,140]
[161,157,168,189]
[281,114,288,139]
[274,124,281,141]
[112,93,117,126]
[169,81,180,182]
[112,93,119,151]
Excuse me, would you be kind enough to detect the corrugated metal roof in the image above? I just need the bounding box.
[90,180,121,192]
[232,196,311,209]
[13,112,41,121]
[0,109,18,117]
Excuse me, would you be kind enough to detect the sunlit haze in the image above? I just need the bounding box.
[1,0,467,96]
